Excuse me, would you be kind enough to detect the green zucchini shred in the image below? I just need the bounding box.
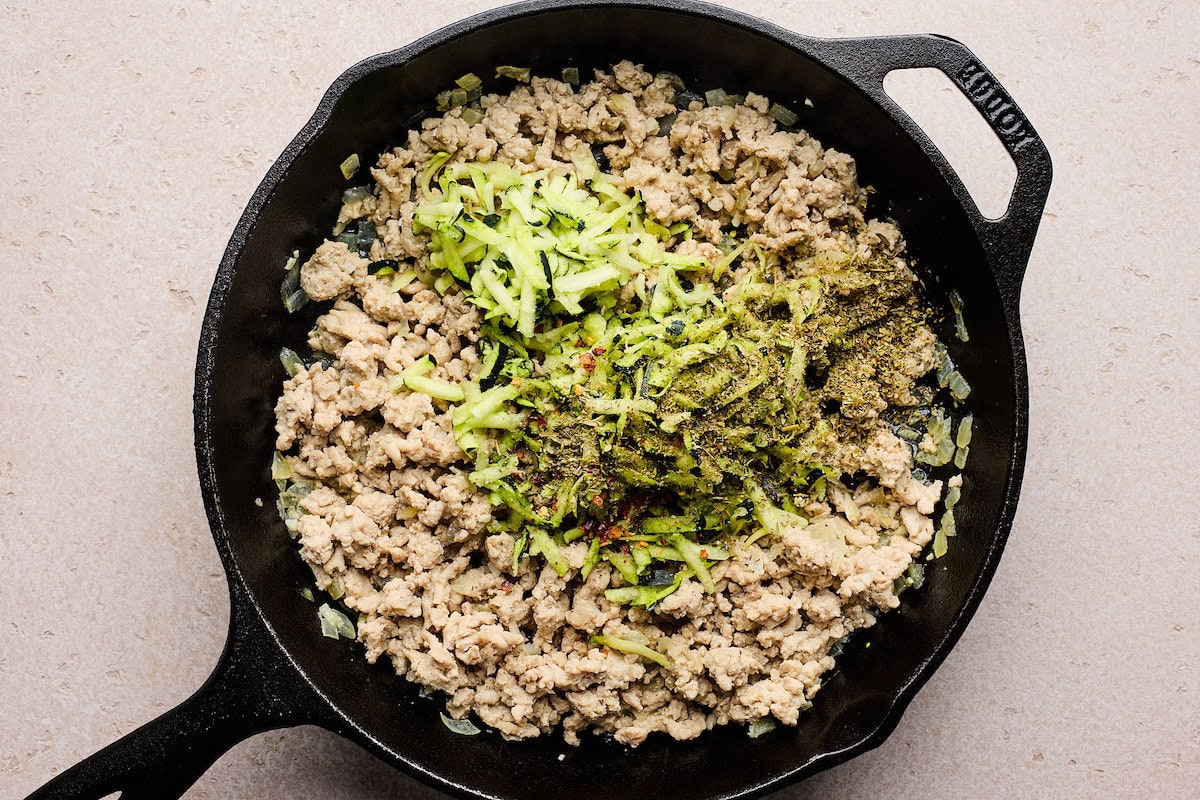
[529,529,570,576]
[393,129,962,604]
[591,634,670,668]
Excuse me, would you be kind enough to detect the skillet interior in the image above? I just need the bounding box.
[200,4,1024,798]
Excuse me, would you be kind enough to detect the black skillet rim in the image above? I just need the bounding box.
[194,1,1038,797]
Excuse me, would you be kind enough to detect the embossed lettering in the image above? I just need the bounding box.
[955,61,1038,152]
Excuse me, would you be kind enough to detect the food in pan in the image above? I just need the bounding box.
[272,62,971,746]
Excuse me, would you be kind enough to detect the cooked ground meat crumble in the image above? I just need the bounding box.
[274,61,950,747]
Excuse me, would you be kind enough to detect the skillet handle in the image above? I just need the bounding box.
[806,33,1053,307]
[24,592,333,800]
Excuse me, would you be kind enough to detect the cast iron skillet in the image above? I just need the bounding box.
[28,1,1051,798]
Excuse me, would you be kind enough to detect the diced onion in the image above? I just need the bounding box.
[282,289,308,313]
[440,713,482,735]
[704,88,732,107]
[949,289,969,342]
[455,72,482,92]
[768,102,799,127]
[944,486,961,510]
[656,71,686,91]
[342,185,372,205]
[954,445,970,469]
[932,528,948,559]
[495,65,531,82]
[941,509,957,537]
[270,451,293,481]
[748,718,778,738]
[908,562,926,590]
[279,347,303,377]
[956,415,974,448]
[947,370,972,402]
[317,603,355,639]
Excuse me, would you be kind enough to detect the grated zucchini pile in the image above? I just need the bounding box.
[388,143,968,608]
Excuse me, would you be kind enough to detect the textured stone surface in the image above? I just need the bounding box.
[2,2,1197,799]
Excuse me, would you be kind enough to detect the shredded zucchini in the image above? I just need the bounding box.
[529,529,570,576]
[591,635,669,668]
[956,415,974,448]
[352,90,965,608]
[414,157,911,604]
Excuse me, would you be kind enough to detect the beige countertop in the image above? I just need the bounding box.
[2,1,1197,798]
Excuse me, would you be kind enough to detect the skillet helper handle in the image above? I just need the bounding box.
[25,597,327,800]
[810,33,1053,306]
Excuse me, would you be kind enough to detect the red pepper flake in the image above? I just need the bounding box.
[501,580,513,594]
[579,352,596,371]
[591,345,607,356]
[700,548,709,559]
